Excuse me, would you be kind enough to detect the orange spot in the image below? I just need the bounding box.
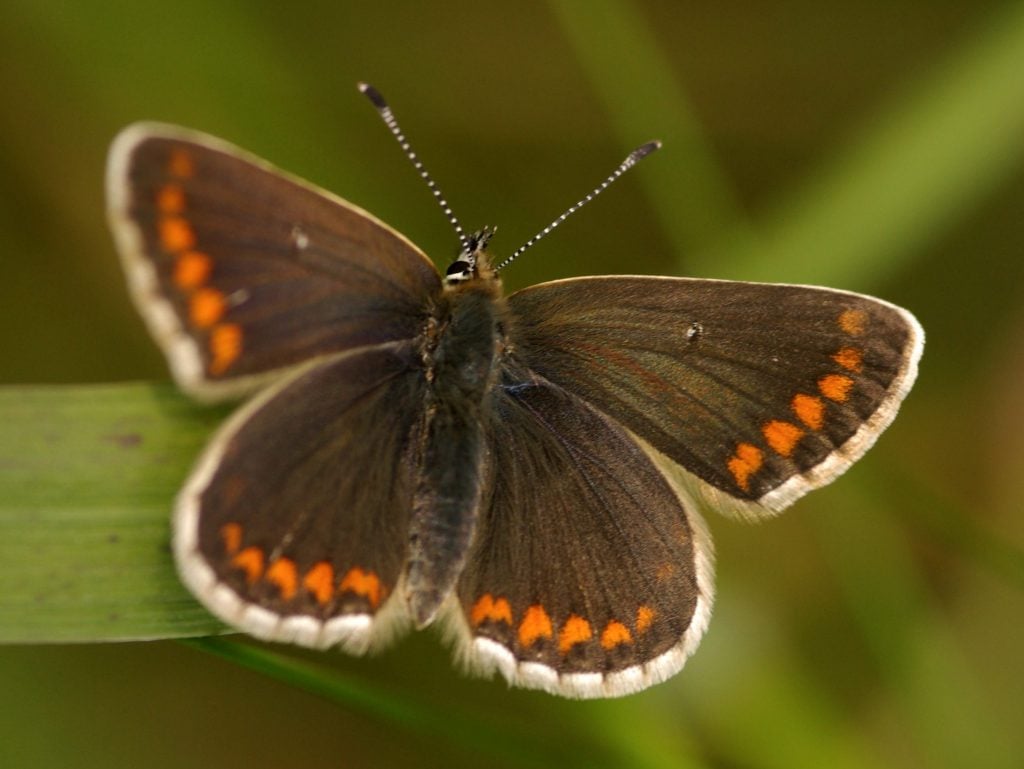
[656,563,676,581]
[157,184,185,214]
[792,393,825,430]
[158,216,196,252]
[265,557,298,600]
[838,309,867,336]
[303,561,335,605]
[470,594,513,626]
[189,287,226,328]
[763,420,804,457]
[174,251,212,290]
[833,346,864,373]
[339,567,383,609]
[819,373,854,403]
[558,615,593,654]
[636,605,656,634]
[208,323,242,375]
[231,546,264,584]
[600,620,633,649]
[518,605,554,647]
[727,442,763,492]
[220,523,242,555]
[168,148,195,178]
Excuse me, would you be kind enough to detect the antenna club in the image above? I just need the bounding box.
[622,141,661,168]
[357,82,388,110]
[633,140,662,160]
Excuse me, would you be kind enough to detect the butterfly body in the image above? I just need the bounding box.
[107,116,922,698]
[406,244,506,628]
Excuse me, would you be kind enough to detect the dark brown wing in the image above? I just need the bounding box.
[449,374,714,698]
[107,123,441,401]
[506,276,923,519]
[174,341,425,652]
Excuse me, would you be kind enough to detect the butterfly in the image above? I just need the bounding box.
[106,83,923,698]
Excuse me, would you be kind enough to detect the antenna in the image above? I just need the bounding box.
[495,140,661,271]
[358,82,469,249]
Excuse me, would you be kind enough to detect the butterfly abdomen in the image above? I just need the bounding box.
[405,274,508,627]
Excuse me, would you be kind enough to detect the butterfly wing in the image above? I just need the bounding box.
[107,125,445,647]
[507,276,923,519]
[449,374,714,698]
[175,341,426,651]
[107,123,441,401]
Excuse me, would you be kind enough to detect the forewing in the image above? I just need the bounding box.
[450,375,714,698]
[174,341,424,652]
[107,123,442,401]
[507,276,923,518]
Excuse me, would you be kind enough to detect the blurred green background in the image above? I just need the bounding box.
[2,1,1023,768]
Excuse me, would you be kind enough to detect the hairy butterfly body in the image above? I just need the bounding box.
[106,85,922,698]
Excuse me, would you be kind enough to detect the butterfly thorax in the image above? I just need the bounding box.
[405,241,508,627]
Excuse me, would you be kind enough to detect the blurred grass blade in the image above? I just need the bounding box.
[0,383,227,642]
[550,0,745,261]
[717,2,1024,287]
[187,637,638,769]
[813,483,1023,769]
[556,1,1024,288]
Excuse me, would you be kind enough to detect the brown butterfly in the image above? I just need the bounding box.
[106,83,923,698]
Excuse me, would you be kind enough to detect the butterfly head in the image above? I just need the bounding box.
[444,227,497,285]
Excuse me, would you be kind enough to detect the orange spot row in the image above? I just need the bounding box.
[472,595,657,654]
[732,389,842,490]
[217,525,385,609]
[724,307,872,491]
[155,152,243,377]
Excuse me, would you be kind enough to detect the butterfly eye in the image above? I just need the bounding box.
[445,259,474,283]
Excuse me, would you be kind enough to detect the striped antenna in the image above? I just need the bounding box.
[358,83,469,249]
[495,140,662,272]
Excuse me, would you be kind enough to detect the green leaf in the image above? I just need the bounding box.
[0,383,227,642]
